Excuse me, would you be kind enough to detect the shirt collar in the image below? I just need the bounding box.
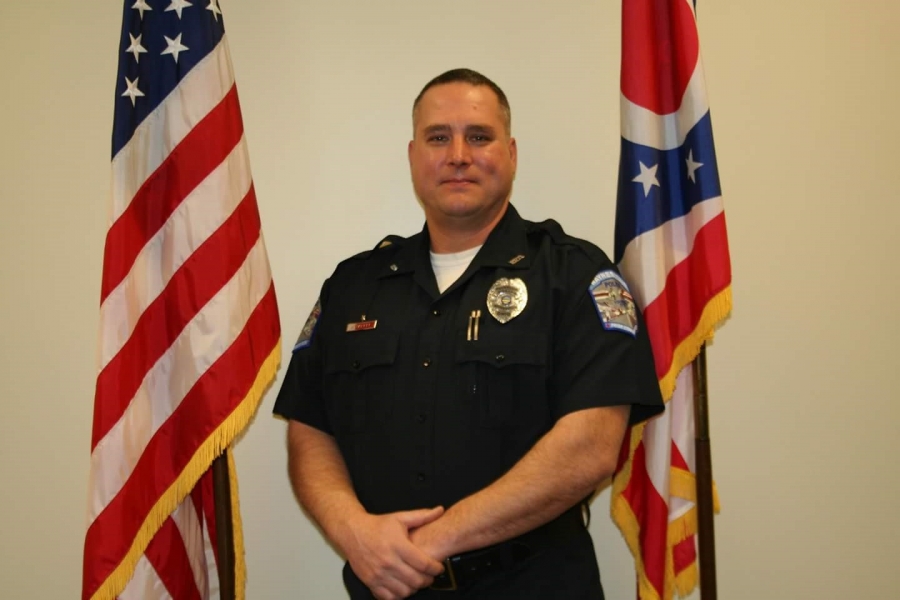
[468,204,532,271]
[377,203,533,290]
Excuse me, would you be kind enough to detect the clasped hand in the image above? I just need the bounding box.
[344,506,449,600]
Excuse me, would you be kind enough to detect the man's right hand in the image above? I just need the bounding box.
[343,506,446,600]
[286,422,445,599]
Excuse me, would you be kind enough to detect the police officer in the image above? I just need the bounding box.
[274,68,664,599]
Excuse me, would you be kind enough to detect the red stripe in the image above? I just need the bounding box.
[622,439,668,595]
[671,440,689,471]
[100,84,244,303]
[672,534,697,576]
[92,187,261,449]
[616,427,633,471]
[669,442,696,577]
[143,517,202,600]
[189,481,204,526]
[82,286,279,600]
[621,0,699,114]
[187,479,210,577]
[642,212,731,380]
[199,469,220,568]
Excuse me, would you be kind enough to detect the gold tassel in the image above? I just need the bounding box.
[90,340,281,600]
[659,286,733,402]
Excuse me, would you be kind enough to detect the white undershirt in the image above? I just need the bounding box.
[430,245,482,293]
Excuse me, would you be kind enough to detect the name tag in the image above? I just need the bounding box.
[346,320,377,333]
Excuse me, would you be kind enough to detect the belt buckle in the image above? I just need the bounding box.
[430,557,458,591]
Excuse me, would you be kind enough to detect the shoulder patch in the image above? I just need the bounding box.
[588,270,638,336]
[293,298,322,352]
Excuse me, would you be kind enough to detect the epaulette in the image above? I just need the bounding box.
[339,234,408,265]
[373,234,406,251]
[528,219,612,266]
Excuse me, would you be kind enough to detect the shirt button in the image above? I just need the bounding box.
[423,358,432,367]
[495,354,505,362]
[351,360,361,369]
[416,413,427,423]
[416,473,427,482]
[432,309,441,316]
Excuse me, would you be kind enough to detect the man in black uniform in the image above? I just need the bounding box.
[274,68,664,599]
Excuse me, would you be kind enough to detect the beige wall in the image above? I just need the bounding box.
[2,0,899,598]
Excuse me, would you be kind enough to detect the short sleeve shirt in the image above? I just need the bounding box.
[273,204,664,514]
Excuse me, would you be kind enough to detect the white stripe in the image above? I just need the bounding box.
[667,367,695,522]
[172,496,210,599]
[620,55,710,151]
[642,400,672,501]
[110,36,236,224]
[669,495,694,524]
[618,195,723,310]
[98,136,254,370]
[87,238,273,521]
[670,366,696,475]
[120,555,173,600]
[642,366,694,509]
[203,506,220,600]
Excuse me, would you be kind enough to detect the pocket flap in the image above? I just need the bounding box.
[324,333,399,375]
[454,331,547,368]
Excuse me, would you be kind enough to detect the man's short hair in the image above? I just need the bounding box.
[412,68,512,135]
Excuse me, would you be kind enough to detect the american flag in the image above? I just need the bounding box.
[610,0,732,599]
[82,1,281,598]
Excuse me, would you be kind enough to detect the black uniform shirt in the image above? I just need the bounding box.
[274,204,664,515]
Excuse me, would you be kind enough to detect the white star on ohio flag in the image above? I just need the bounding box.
[686,149,704,183]
[165,0,193,19]
[132,0,152,19]
[161,33,189,63]
[207,0,222,21]
[632,161,660,197]
[126,33,148,63]
[122,77,145,106]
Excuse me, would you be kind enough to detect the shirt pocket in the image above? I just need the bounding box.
[323,333,399,434]
[454,331,549,428]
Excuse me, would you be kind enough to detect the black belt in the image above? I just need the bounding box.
[429,504,586,592]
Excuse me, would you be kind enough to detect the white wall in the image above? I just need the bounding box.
[1,1,898,598]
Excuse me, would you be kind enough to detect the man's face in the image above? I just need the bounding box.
[408,82,517,230]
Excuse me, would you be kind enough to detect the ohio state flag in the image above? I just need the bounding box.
[610,0,732,599]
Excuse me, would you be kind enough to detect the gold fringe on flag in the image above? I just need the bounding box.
[611,285,731,600]
[658,287,733,402]
[90,339,281,600]
[227,448,247,600]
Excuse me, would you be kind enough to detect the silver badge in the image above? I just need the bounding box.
[487,278,528,324]
[589,270,637,336]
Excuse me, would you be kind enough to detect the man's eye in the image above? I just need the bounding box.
[469,135,490,143]
[428,135,448,142]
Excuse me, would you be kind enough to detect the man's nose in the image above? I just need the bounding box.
[448,137,471,166]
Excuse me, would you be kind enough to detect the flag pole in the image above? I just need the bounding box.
[212,453,236,600]
[692,344,717,599]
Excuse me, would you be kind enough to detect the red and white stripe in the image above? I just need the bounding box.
[83,34,280,600]
[611,1,731,598]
